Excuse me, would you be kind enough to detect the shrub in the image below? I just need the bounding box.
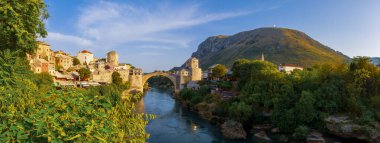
[191,95,203,105]
[293,125,310,140]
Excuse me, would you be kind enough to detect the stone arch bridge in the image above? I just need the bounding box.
[129,71,180,93]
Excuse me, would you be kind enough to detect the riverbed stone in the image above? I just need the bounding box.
[252,124,272,130]
[254,131,271,141]
[221,120,247,139]
[306,131,325,143]
[325,115,380,142]
[271,127,280,133]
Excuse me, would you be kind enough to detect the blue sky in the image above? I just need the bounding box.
[42,0,380,72]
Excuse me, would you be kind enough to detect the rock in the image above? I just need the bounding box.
[371,133,380,143]
[254,131,271,141]
[252,124,272,130]
[271,127,280,133]
[278,135,289,143]
[306,131,325,143]
[325,115,379,142]
[220,120,247,139]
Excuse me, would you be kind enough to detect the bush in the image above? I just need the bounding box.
[190,95,203,105]
[228,102,253,122]
[293,125,310,140]
[179,88,193,101]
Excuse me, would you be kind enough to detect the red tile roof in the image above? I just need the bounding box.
[80,50,92,54]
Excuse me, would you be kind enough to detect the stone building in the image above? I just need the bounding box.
[30,59,49,73]
[92,70,113,83]
[107,51,118,66]
[55,51,73,70]
[77,50,94,65]
[28,41,56,75]
[278,64,303,74]
[184,57,202,81]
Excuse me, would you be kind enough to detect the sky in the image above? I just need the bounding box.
[42,0,380,72]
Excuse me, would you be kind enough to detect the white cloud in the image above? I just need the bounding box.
[75,1,250,49]
[46,32,93,47]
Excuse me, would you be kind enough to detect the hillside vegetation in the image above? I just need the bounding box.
[192,28,349,69]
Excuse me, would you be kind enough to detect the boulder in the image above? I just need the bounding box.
[252,124,272,130]
[254,131,271,141]
[221,120,247,139]
[371,133,380,143]
[271,127,280,133]
[325,115,380,143]
[306,131,325,143]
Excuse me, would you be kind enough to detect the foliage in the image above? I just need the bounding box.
[211,64,228,78]
[293,125,310,140]
[228,101,253,122]
[32,72,53,92]
[0,49,154,142]
[206,57,380,132]
[0,0,48,55]
[73,57,80,66]
[112,71,123,85]
[78,68,91,81]
[0,1,153,141]
[295,91,316,124]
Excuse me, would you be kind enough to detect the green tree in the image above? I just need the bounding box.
[295,91,316,124]
[228,102,253,122]
[73,57,80,66]
[78,68,91,81]
[33,72,53,92]
[112,71,123,85]
[0,0,48,54]
[293,125,310,140]
[211,64,228,79]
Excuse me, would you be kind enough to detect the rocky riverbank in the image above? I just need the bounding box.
[176,95,379,143]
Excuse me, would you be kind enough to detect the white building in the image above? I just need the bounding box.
[278,64,303,74]
[77,50,94,65]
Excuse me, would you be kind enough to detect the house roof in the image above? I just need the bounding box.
[80,50,93,54]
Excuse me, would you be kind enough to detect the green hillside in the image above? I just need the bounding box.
[191,28,350,69]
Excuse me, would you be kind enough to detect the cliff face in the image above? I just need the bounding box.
[191,28,349,69]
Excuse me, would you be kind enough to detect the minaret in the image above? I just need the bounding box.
[261,53,265,61]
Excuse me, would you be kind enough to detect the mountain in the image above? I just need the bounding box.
[191,27,350,69]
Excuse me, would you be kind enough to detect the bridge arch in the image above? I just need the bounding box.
[142,72,179,93]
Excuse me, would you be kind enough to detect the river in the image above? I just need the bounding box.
[135,88,366,143]
[135,88,255,143]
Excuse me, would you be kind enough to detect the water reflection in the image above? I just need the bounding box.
[136,88,253,143]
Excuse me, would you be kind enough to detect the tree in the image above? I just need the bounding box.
[73,57,80,66]
[0,0,49,55]
[295,91,316,124]
[78,68,91,81]
[232,59,250,77]
[112,71,123,85]
[228,102,253,122]
[211,64,228,79]
[33,72,53,92]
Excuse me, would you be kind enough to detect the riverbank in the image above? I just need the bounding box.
[175,87,373,143]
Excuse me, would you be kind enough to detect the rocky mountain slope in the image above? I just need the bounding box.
[191,28,350,69]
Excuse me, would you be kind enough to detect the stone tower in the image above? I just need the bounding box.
[185,57,202,81]
[107,51,118,66]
